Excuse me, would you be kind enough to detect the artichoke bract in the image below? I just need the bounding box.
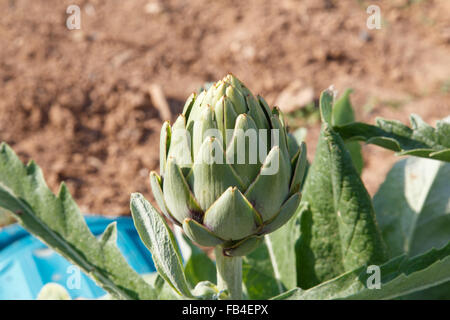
[150,74,307,256]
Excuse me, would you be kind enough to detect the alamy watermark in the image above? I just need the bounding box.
[366,265,381,289]
[66,5,81,30]
[66,265,81,289]
[366,5,381,30]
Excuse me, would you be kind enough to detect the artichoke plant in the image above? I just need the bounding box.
[2,79,450,301]
[150,74,307,254]
[149,74,306,298]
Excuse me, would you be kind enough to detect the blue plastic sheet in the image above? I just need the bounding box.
[0,215,156,300]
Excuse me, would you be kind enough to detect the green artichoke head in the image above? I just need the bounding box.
[150,74,307,256]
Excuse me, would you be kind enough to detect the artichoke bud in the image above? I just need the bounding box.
[151,74,307,256]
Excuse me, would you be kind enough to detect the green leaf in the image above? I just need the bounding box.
[287,129,309,190]
[263,207,303,290]
[319,89,333,125]
[297,121,387,289]
[397,281,450,300]
[273,240,450,300]
[374,157,450,258]
[242,237,287,300]
[130,193,193,298]
[334,115,450,162]
[173,227,217,288]
[332,89,364,174]
[0,143,156,300]
[374,156,450,298]
[331,89,354,125]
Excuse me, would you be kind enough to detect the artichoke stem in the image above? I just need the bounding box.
[215,246,243,300]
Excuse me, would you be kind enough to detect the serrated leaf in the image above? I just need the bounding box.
[334,115,450,162]
[297,122,387,289]
[130,193,193,298]
[332,89,363,174]
[274,241,450,300]
[374,156,450,298]
[173,227,216,288]
[0,143,156,300]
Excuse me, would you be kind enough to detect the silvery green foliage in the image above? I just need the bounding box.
[375,157,450,258]
[0,143,156,300]
[151,74,307,257]
[334,115,450,162]
[273,241,450,300]
[374,157,450,299]
[295,91,387,289]
[173,227,217,288]
[132,193,229,300]
[131,193,193,298]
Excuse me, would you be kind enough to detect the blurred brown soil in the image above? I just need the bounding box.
[0,0,449,216]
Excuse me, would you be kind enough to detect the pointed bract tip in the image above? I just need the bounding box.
[149,170,159,177]
[25,160,40,175]
[325,85,337,100]
[272,106,281,115]
[130,192,143,201]
[57,182,69,198]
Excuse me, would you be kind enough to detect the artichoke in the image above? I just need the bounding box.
[150,74,307,256]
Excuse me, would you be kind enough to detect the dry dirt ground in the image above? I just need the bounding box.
[0,0,449,217]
